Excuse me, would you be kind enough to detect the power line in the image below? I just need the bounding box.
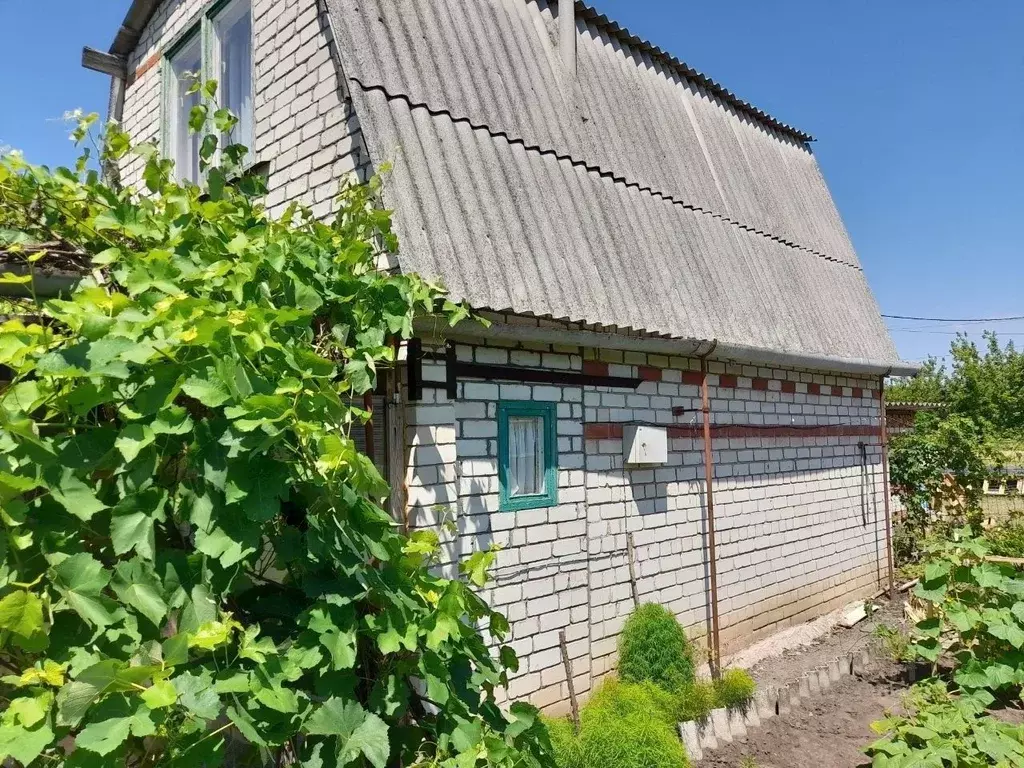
[883,313,1024,323]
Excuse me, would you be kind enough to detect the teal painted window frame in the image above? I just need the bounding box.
[497,401,558,512]
[160,0,254,179]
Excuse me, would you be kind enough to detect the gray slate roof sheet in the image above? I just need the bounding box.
[324,0,904,367]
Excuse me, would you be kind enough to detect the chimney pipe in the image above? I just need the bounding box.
[558,0,576,76]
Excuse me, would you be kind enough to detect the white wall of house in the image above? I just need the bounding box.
[409,322,888,711]
[118,0,367,218]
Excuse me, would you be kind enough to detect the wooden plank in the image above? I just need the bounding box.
[81,47,127,78]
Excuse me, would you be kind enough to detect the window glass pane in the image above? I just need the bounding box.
[508,416,545,497]
[213,0,253,152]
[169,35,202,183]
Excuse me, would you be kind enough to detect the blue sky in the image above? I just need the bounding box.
[1,1,1022,364]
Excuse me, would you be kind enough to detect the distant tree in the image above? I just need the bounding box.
[887,356,945,404]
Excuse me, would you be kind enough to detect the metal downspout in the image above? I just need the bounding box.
[699,346,722,677]
[878,373,896,599]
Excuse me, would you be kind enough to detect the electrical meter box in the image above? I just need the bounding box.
[623,424,668,465]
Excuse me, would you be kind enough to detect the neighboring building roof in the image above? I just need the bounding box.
[885,401,946,411]
[326,0,908,371]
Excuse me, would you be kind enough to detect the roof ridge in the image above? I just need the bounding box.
[352,78,858,271]
[574,2,814,145]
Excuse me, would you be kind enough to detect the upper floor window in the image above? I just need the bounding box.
[164,0,252,184]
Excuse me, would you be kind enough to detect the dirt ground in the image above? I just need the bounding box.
[702,658,908,768]
[746,597,906,693]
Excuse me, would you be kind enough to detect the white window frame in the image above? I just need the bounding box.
[161,0,254,183]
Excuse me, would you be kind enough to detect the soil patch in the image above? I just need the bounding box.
[702,659,907,768]
[746,597,906,693]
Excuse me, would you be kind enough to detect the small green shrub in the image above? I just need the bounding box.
[985,519,1024,558]
[584,677,677,728]
[543,716,584,768]
[715,668,756,709]
[546,680,689,768]
[874,623,912,662]
[578,710,689,768]
[674,679,718,722]
[618,603,696,690]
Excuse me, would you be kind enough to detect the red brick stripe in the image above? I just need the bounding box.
[681,371,703,386]
[752,378,769,391]
[583,423,624,440]
[638,366,661,382]
[719,374,738,388]
[781,380,797,394]
[807,383,821,396]
[127,52,160,87]
[583,422,878,440]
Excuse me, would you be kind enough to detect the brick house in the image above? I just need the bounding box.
[86,0,917,711]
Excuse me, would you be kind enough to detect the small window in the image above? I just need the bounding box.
[987,479,1003,495]
[163,0,253,183]
[1007,479,1020,495]
[498,401,557,512]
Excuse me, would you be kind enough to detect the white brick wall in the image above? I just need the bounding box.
[405,331,889,713]
[118,0,368,219]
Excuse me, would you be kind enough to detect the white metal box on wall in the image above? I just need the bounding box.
[622,424,668,465]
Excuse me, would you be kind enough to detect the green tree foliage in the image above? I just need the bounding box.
[616,604,695,692]
[887,356,946,405]
[887,333,1024,437]
[889,413,994,561]
[0,109,550,767]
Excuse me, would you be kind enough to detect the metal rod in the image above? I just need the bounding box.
[700,359,722,677]
[878,376,896,600]
[626,533,639,608]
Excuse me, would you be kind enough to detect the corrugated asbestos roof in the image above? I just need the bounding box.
[326,0,903,368]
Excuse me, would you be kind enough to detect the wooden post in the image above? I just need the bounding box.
[626,532,640,608]
[559,630,580,732]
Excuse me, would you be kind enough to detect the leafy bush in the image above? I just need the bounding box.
[907,529,1024,702]
[618,604,695,691]
[865,680,1024,766]
[0,111,551,767]
[674,679,717,722]
[874,623,912,662]
[889,413,994,562]
[985,517,1024,559]
[714,669,756,710]
[547,679,689,768]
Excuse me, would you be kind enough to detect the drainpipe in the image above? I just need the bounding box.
[558,0,576,76]
[700,352,722,678]
[878,374,896,600]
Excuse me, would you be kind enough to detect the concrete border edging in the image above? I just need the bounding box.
[683,648,864,762]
